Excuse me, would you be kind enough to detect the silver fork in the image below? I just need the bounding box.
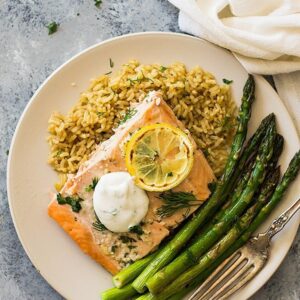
[188,198,300,300]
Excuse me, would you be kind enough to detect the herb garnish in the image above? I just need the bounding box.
[105,71,112,76]
[6,149,9,156]
[160,66,167,72]
[167,172,173,177]
[85,177,99,192]
[222,78,233,85]
[119,108,137,125]
[109,58,114,68]
[56,193,83,212]
[47,22,59,35]
[119,235,137,244]
[92,213,107,231]
[94,0,102,7]
[128,245,137,250]
[157,190,200,218]
[111,245,118,253]
[129,225,144,235]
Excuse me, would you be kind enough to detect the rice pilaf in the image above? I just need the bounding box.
[48,60,236,177]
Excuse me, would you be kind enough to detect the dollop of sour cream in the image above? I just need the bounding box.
[93,172,149,233]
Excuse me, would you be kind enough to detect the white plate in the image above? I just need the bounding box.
[7,32,300,300]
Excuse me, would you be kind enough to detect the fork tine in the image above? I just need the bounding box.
[209,260,253,300]
[189,251,245,300]
[217,261,264,300]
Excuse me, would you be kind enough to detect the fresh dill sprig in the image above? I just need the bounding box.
[85,177,99,192]
[119,108,137,125]
[157,190,200,218]
[92,213,107,231]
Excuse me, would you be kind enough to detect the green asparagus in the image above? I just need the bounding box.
[153,167,281,299]
[131,75,256,293]
[101,283,137,300]
[146,123,276,294]
[152,149,300,300]
[199,116,278,236]
[113,253,157,288]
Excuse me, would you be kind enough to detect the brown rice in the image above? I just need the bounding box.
[47,60,236,177]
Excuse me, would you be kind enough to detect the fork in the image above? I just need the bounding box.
[188,198,300,300]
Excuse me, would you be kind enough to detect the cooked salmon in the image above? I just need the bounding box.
[48,91,215,274]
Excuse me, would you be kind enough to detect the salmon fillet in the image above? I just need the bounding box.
[48,91,215,274]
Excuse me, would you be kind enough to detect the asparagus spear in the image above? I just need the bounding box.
[131,75,255,293]
[224,113,275,193]
[113,253,157,288]
[153,167,280,299]
[146,122,276,294]
[101,284,137,300]
[208,133,283,228]
[152,150,300,300]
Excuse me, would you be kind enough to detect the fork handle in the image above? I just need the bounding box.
[265,198,300,239]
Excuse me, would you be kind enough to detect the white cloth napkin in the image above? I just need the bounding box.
[168,0,300,134]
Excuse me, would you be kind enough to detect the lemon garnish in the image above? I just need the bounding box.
[125,123,194,192]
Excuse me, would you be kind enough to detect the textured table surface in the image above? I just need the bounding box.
[0,1,299,299]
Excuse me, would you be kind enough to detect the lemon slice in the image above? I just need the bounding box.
[125,123,194,191]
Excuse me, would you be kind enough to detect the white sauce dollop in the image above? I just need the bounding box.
[93,172,149,233]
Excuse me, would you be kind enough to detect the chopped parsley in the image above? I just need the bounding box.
[160,66,167,72]
[56,193,83,213]
[6,149,9,156]
[119,108,137,125]
[111,245,118,253]
[119,235,136,244]
[105,71,112,76]
[85,177,99,192]
[47,22,59,35]
[167,172,173,177]
[94,0,102,7]
[129,225,144,235]
[109,58,114,68]
[128,245,137,250]
[222,78,233,85]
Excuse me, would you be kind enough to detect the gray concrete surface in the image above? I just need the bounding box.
[0,1,299,299]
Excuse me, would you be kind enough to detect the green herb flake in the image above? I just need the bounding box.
[167,172,173,177]
[119,108,137,125]
[6,149,9,156]
[128,245,137,250]
[160,66,167,72]
[109,58,114,68]
[47,22,59,35]
[222,78,233,85]
[85,177,99,192]
[111,245,118,253]
[94,0,102,7]
[129,225,144,235]
[105,71,112,76]
[119,235,136,244]
[56,193,83,213]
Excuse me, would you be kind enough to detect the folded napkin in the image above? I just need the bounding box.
[168,0,300,134]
